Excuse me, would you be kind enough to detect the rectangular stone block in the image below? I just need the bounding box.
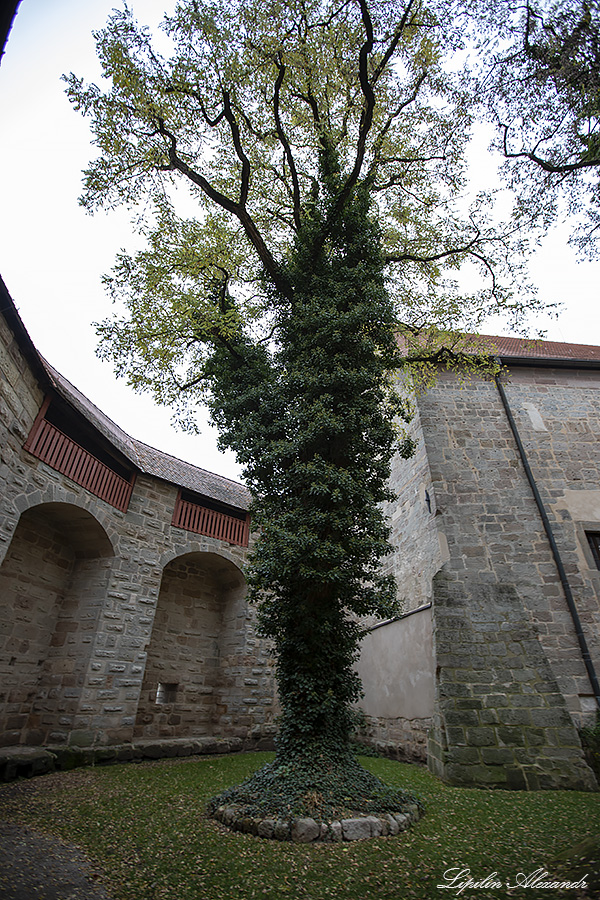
[498,709,532,727]
[465,727,497,747]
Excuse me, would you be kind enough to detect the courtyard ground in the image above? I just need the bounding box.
[0,752,597,900]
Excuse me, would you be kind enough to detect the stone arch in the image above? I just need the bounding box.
[134,551,248,740]
[159,539,247,574]
[0,502,115,746]
[10,486,118,559]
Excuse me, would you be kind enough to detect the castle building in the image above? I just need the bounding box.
[1,277,598,789]
[358,335,600,790]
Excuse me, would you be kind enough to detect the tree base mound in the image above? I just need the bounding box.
[207,754,423,842]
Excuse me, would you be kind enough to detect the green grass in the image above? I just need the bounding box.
[0,752,598,900]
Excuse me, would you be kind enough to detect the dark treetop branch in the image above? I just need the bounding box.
[273,54,302,230]
[155,116,292,299]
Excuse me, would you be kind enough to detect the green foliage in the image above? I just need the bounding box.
[463,0,600,255]
[208,748,421,821]
[216,173,407,758]
[579,715,600,781]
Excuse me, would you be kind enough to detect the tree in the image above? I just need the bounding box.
[0,0,21,64]
[466,0,600,254]
[65,0,544,823]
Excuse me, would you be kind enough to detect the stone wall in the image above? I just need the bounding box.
[419,368,600,720]
[428,572,595,790]
[134,553,225,740]
[0,313,277,751]
[419,367,599,788]
[0,508,78,743]
[382,379,444,615]
[3,295,599,788]
[355,377,443,758]
[501,368,600,719]
[0,505,113,745]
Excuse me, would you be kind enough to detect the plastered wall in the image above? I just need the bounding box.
[356,606,434,761]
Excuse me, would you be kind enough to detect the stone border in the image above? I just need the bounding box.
[212,802,422,842]
[0,737,257,782]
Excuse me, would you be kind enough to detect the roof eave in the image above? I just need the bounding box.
[1,276,54,390]
[499,355,600,370]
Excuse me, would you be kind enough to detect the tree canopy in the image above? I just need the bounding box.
[66,0,543,418]
[65,0,554,823]
[466,0,600,255]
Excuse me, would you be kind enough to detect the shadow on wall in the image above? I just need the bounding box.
[0,503,114,747]
[134,552,248,741]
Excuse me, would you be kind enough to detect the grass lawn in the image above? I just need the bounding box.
[0,752,598,900]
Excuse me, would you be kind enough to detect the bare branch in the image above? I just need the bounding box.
[273,54,302,230]
[156,117,292,299]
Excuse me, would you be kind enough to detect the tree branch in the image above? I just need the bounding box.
[386,229,482,264]
[501,123,600,173]
[156,117,292,299]
[273,54,302,230]
[331,0,377,214]
[370,0,416,86]
[164,84,227,128]
[367,72,434,182]
[221,90,252,208]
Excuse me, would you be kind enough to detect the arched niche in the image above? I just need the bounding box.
[0,503,114,746]
[134,551,247,740]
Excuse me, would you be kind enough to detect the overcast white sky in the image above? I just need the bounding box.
[1,0,599,484]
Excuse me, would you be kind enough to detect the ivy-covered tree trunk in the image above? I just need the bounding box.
[206,154,416,818]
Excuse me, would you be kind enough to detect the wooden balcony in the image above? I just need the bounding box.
[25,419,134,512]
[172,495,249,547]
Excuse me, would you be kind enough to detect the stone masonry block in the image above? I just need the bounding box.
[465,727,497,747]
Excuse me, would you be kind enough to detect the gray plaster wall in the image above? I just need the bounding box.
[355,606,434,761]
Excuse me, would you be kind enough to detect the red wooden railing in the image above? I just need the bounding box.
[25,419,134,512]
[172,495,249,547]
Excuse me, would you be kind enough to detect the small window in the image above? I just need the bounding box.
[586,532,600,570]
[156,683,178,705]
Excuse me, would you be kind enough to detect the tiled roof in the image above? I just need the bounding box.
[464,333,600,362]
[2,281,250,510]
[43,360,139,463]
[133,441,250,510]
[42,359,251,511]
